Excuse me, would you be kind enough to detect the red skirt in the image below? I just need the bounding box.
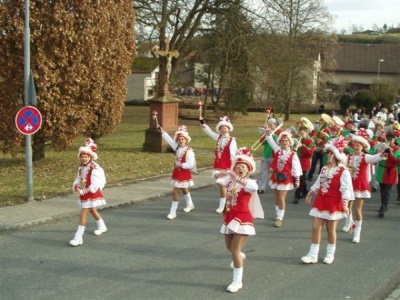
[352,179,371,199]
[171,167,194,188]
[310,194,346,220]
[220,211,255,235]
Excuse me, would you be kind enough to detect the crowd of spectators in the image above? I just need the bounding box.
[345,99,400,126]
[173,87,218,97]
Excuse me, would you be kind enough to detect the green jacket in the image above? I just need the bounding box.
[261,134,278,158]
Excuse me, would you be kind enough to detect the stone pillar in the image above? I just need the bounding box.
[143,98,179,153]
[143,38,180,152]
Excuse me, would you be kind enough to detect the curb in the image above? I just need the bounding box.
[0,169,217,233]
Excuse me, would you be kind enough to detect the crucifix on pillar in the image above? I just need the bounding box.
[143,38,180,152]
[152,38,180,98]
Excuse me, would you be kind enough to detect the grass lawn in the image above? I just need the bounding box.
[0,105,322,206]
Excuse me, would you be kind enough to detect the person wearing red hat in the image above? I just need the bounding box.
[217,147,264,293]
[256,115,283,194]
[200,116,238,214]
[329,125,342,138]
[264,129,302,227]
[344,129,385,243]
[302,137,353,264]
[308,124,330,181]
[376,133,400,217]
[294,126,316,203]
[70,138,107,247]
[342,121,355,138]
[158,125,196,220]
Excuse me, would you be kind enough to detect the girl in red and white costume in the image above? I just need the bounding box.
[200,116,238,213]
[265,129,302,227]
[70,138,107,247]
[302,137,353,264]
[158,125,195,220]
[344,129,384,243]
[218,147,264,293]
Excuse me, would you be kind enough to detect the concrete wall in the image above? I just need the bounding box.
[126,69,158,102]
[126,73,146,102]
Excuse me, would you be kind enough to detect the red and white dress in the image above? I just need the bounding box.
[219,176,264,235]
[266,136,302,190]
[202,125,238,181]
[309,165,354,220]
[347,153,382,198]
[73,162,106,208]
[162,132,195,188]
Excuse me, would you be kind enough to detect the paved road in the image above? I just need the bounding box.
[0,182,399,300]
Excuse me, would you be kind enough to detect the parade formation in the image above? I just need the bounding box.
[69,104,400,293]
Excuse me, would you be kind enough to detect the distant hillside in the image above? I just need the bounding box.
[337,32,400,44]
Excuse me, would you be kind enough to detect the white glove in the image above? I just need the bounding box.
[79,188,89,195]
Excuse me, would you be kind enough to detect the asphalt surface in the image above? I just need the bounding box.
[0,162,399,300]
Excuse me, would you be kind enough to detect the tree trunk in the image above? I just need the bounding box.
[32,137,45,161]
[284,69,293,121]
[284,100,291,121]
[202,92,209,118]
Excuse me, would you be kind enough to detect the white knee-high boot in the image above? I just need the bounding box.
[167,201,179,220]
[352,220,362,243]
[70,225,85,246]
[216,197,226,214]
[343,213,353,232]
[323,243,336,264]
[94,218,107,236]
[227,267,243,293]
[276,208,285,220]
[301,243,319,264]
[183,193,194,212]
[274,208,285,227]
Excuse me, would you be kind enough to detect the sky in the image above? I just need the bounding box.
[324,0,400,33]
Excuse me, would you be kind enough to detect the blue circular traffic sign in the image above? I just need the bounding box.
[15,106,42,135]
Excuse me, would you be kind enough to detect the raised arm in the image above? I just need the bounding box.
[199,117,220,140]
[161,131,178,149]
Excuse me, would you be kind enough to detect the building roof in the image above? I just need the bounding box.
[324,43,400,74]
[352,30,380,35]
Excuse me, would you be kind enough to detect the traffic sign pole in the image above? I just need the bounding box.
[24,0,33,202]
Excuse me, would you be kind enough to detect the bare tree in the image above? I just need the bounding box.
[134,0,337,120]
[255,0,336,120]
[215,1,256,118]
[351,24,359,33]
[134,0,261,97]
[372,24,379,32]
[175,0,261,118]
[134,0,217,90]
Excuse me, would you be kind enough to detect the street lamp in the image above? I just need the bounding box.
[377,58,384,83]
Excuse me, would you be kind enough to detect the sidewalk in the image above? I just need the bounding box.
[0,166,217,232]
[0,162,399,300]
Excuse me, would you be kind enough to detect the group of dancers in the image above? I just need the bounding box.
[256,111,399,267]
[157,115,263,293]
[67,109,399,293]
